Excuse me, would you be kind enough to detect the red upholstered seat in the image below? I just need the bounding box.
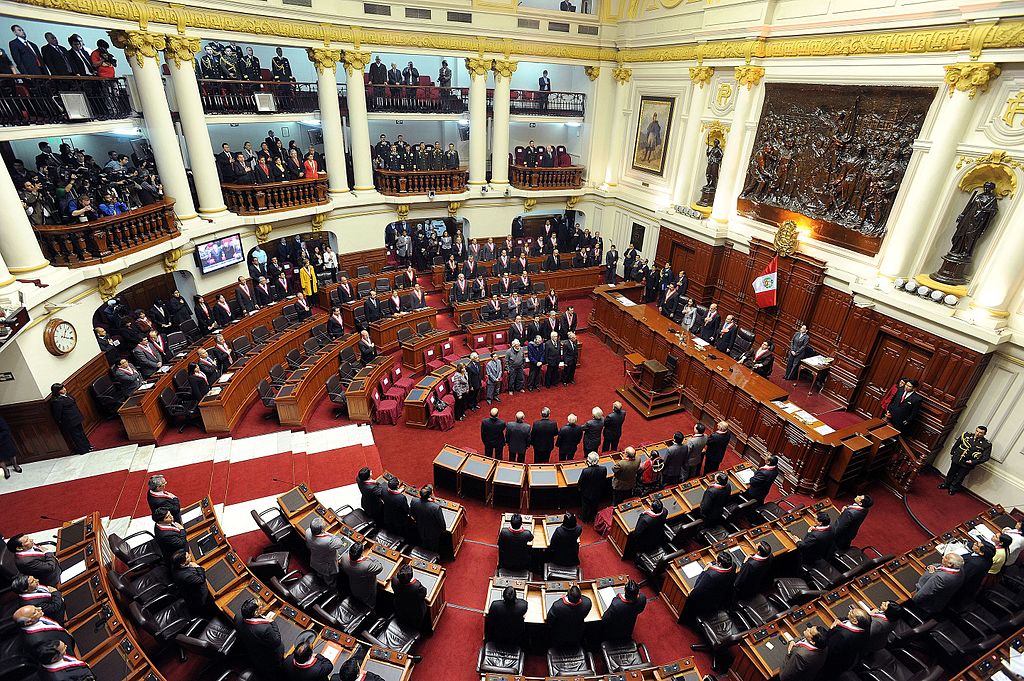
[383,375,405,402]
[427,389,454,431]
[424,347,444,372]
[492,331,510,352]
[440,341,458,363]
[435,380,456,407]
[372,387,401,425]
[471,335,489,352]
[392,366,415,392]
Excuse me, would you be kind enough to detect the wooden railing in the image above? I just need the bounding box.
[198,78,319,115]
[0,74,133,126]
[374,167,468,195]
[33,198,178,268]
[508,164,584,190]
[221,175,329,214]
[509,89,585,117]
[364,84,468,114]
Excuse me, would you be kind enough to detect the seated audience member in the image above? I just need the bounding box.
[152,507,187,560]
[797,511,835,565]
[7,534,62,587]
[36,639,94,680]
[284,639,333,681]
[112,358,142,396]
[683,551,736,621]
[547,512,582,568]
[171,549,208,614]
[486,585,528,647]
[13,604,76,656]
[12,575,66,623]
[911,552,964,617]
[779,625,827,681]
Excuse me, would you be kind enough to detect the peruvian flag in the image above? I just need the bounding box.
[752,257,778,308]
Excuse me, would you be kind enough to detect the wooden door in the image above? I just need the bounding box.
[853,334,929,418]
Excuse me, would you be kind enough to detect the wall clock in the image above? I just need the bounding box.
[44,318,77,356]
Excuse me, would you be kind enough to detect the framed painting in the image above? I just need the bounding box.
[631,95,675,176]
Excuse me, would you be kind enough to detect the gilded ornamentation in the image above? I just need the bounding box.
[566,196,580,210]
[447,202,461,218]
[584,66,600,81]
[492,59,518,79]
[524,198,537,212]
[308,47,342,73]
[773,220,799,258]
[955,149,1021,198]
[162,248,184,273]
[944,62,1001,99]
[714,82,733,108]
[109,30,167,67]
[465,57,491,79]
[735,65,765,90]
[612,66,632,84]
[396,204,410,220]
[97,273,123,301]
[688,66,714,88]
[310,213,326,232]
[254,223,273,243]
[700,120,729,148]
[1002,91,1024,127]
[163,35,200,68]
[342,50,372,74]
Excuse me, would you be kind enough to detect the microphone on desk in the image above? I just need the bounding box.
[39,514,67,524]
[271,476,294,489]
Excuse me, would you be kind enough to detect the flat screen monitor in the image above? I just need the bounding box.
[194,234,244,274]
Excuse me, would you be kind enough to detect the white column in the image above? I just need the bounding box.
[163,36,226,214]
[111,31,196,220]
[309,48,349,193]
[490,59,516,186]
[604,66,632,187]
[0,249,14,288]
[672,66,715,206]
[878,62,1001,280]
[466,57,491,186]
[710,65,764,226]
[583,66,612,188]
[0,163,48,273]
[342,50,374,191]
[969,197,1024,314]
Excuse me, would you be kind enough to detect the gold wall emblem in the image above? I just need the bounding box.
[773,219,798,258]
[1002,91,1024,127]
[714,82,733,108]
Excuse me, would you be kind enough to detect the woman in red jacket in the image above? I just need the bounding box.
[302,152,319,178]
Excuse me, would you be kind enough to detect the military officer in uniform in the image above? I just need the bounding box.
[271,47,293,81]
[197,44,220,79]
[444,143,460,169]
[940,425,992,495]
[242,46,261,82]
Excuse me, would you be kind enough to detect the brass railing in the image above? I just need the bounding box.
[221,175,329,214]
[508,164,584,190]
[34,199,178,267]
[374,167,468,195]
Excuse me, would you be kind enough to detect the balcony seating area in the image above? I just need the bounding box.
[198,79,319,115]
[0,75,134,126]
[374,168,468,196]
[509,89,585,117]
[221,175,330,214]
[508,146,584,189]
[364,82,468,114]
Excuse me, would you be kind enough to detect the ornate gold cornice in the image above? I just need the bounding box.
[466,57,491,79]
[342,50,372,74]
[162,247,184,273]
[688,66,714,87]
[97,273,123,301]
[448,201,461,218]
[735,65,765,90]
[612,66,632,84]
[396,204,410,220]
[163,35,200,68]
[944,62,1001,99]
[523,198,537,212]
[584,66,600,81]
[311,213,326,232]
[254,223,272,243]
[109,29,166,67]
[492,59,518,79]
[308,47,342,74]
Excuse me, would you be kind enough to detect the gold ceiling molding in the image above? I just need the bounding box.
[735,65,765,90]
[688,65,714,87]
[109,29,166,66]
[342,49,372,74]
[12,0,1024,65]
[944,62,1001,99]
[956,149,1022,198]
[163,34,200,67]
[308,47,342,73]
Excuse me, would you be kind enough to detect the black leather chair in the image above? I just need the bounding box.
[364,615,421,653]
[729,328,755,360]
[546,647,596,676]
[257,380,278,420]
[326,375,348,419]
[128,595,196,645]
[477,642,525,675]
[356,282,372,297]
[251,507,292,547]
[232,336,252,356]
[109,531,163,569]
[92,375,123,415]
[272,315,289,333]
[107,565,173,606]
[860,648,944,681]
[270,570,331,610]
[166,330,188,354]
[251,325,271,347]
[356,265,371,277]
[543,563,581,581]
[179,318,200,340]
[175,616,237,660]
[313,324,331,347]
[0,635,35,681]
[691,609,747,672]
[303,338,320,356]
[416,321,432,335]
[601,640,651,672]
[159,387,200,433]
[172,369,191,397]
[409,546,441,565]
[832,546,893,574]
[691,305,709,336]
[313,595,371,634]
[769,576,823,607]
[246,551,290,580]
[283,304,298,323]
[334,504,374,534]
[371,529,406,552]
[286,348,303,370]
[496,567,531,580]
[396,327,413,345]
[339,346,356,365]
[698,503,747,545]
[459,311,475,326]
[735,593,785,628]
[268,364,288,387]
[751,498,801,524]
[926,619,1003,667]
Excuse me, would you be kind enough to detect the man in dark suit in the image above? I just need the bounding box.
[604,244,619,284]
[556,414,583,461]
[784,323,811,380]
[50,383,91,454]
[797,511,835,565]
[578,452,606,523]
[698,472,731,526]
[630,498,666,556]
[951,540,995,611]
[341,542,382,609]
[833,494,872,551]
[543,332,562,387]
[357,467,384,522]
[602,401,626,452]
[560,332,579,384]
[362,292,382,324]
[662,431,687,486]
[294,293,312,321]
[171,549,207,614]
[659,284,680,319]
[13,604,76,654]
[745,455,778,504]
[547,585,591,648]
[735,541,774,601]
[327,307,345,338]
[505,412,531,464]
[382,477,411,536]
[548,513,582,567]
[684,424,708,481]
[146,474,181,522]
[481,407,506,459]
[600,579,647,642]
[67,34,95,76]
[744,340,775,377]
[254,277,274,307]
[497,513,533,572]
[779,625,828,681]
[886,378,923,433]
[235,598,284,680]
[684,552,736,621]
[7,534,62,587]
[131,338,163,378]
[410,485,446,555]
[12,575,65,623]
[699,303,722,343]
[911,552,964,617]
[703,422,730,474]
[284,640,333,681]
[530,408,558,463]
[715,315,738,353]
[34,639,94,680]
[467,353,482,411]
[153,508,187,561]
[820,609,870,679]
[545,250,562,271]
[391,565,427,631]
[509,316,529,346]
[581,407,604,453]
[9,25,45,75]
[486,586,528,647]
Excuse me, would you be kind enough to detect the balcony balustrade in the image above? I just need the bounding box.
[509,90,585,117]
[0,75,133,126]
[509,164,584,190]
[374,168,468,196]
[364,84,468,114]
[221,175,329,214]
[34,198,178,268]
[198,79,319,115]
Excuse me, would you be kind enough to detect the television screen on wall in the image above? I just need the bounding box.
[194,234,244,275]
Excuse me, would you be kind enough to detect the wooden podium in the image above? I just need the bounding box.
[617,357,685,418]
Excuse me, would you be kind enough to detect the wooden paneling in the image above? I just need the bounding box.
[337,247,388,276]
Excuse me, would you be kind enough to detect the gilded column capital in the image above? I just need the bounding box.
[689,66,715,88]
[492,59,518,80]
[735,65,765,90]
[109,30,167,67]
[162,248,185,273]
[341,50,372,75]
[308,47,342,74]
[466,57,491,79]
[612,66,632,84]
[584,66,600,81]
[944,62,1001,99]
[163,35,200,69]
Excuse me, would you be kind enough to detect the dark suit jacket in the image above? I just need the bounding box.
[543,340,561,365]
[467,361,482,390]
[578,464,606,503]
[798,526,835,565]
[548,525,581,566]
[363,298,382,323]
[633,510,666,554]
[283,653,333,681]
[547,595,591,647]
[833,505,869,550]
[603,408,625,439]
[700,313,722,343]
[327,316,345,338]
[715,324,738,352]
[530,418,558,456]
[481,416,506,447]
[393,578,427,629]
[10,38,44,74]
[779,641,826,681]
[382,488,411,532]
[734,554,773,600]
[497,527,533,570]
[486,597,528,647]
[14,550,62,587]
[358,478,384,518]
[911,566,964,616]
[699,482,731,525]
[601,593,647,641]
[887,391,922,431]
[41,43,72,75]
[581,417,603,453]
[234,614,283,674]
[212,303,233,327]
[745,465,778,502]
[556,423,582,459]
[704,431,730,468]
[505,421,531,457]
[686,565,735,617]
[410,497,446,552]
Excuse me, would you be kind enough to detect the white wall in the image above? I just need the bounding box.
[10,130,146,167]
[0,15,133,77]
[206,121,322,155]
[511,63,589,95]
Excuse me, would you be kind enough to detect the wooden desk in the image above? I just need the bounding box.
[275,332,360,427]
[401,330,450,372]
[591,282,882,496]
[458,453,496,499]
[403,375,443,428]
[199,314,322,433]
[382,470,467,559]
[370,307,437,353]
[797,357,832,394]
[432,445,471,492]
[345,355,396,422]
[442,264,602,304]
